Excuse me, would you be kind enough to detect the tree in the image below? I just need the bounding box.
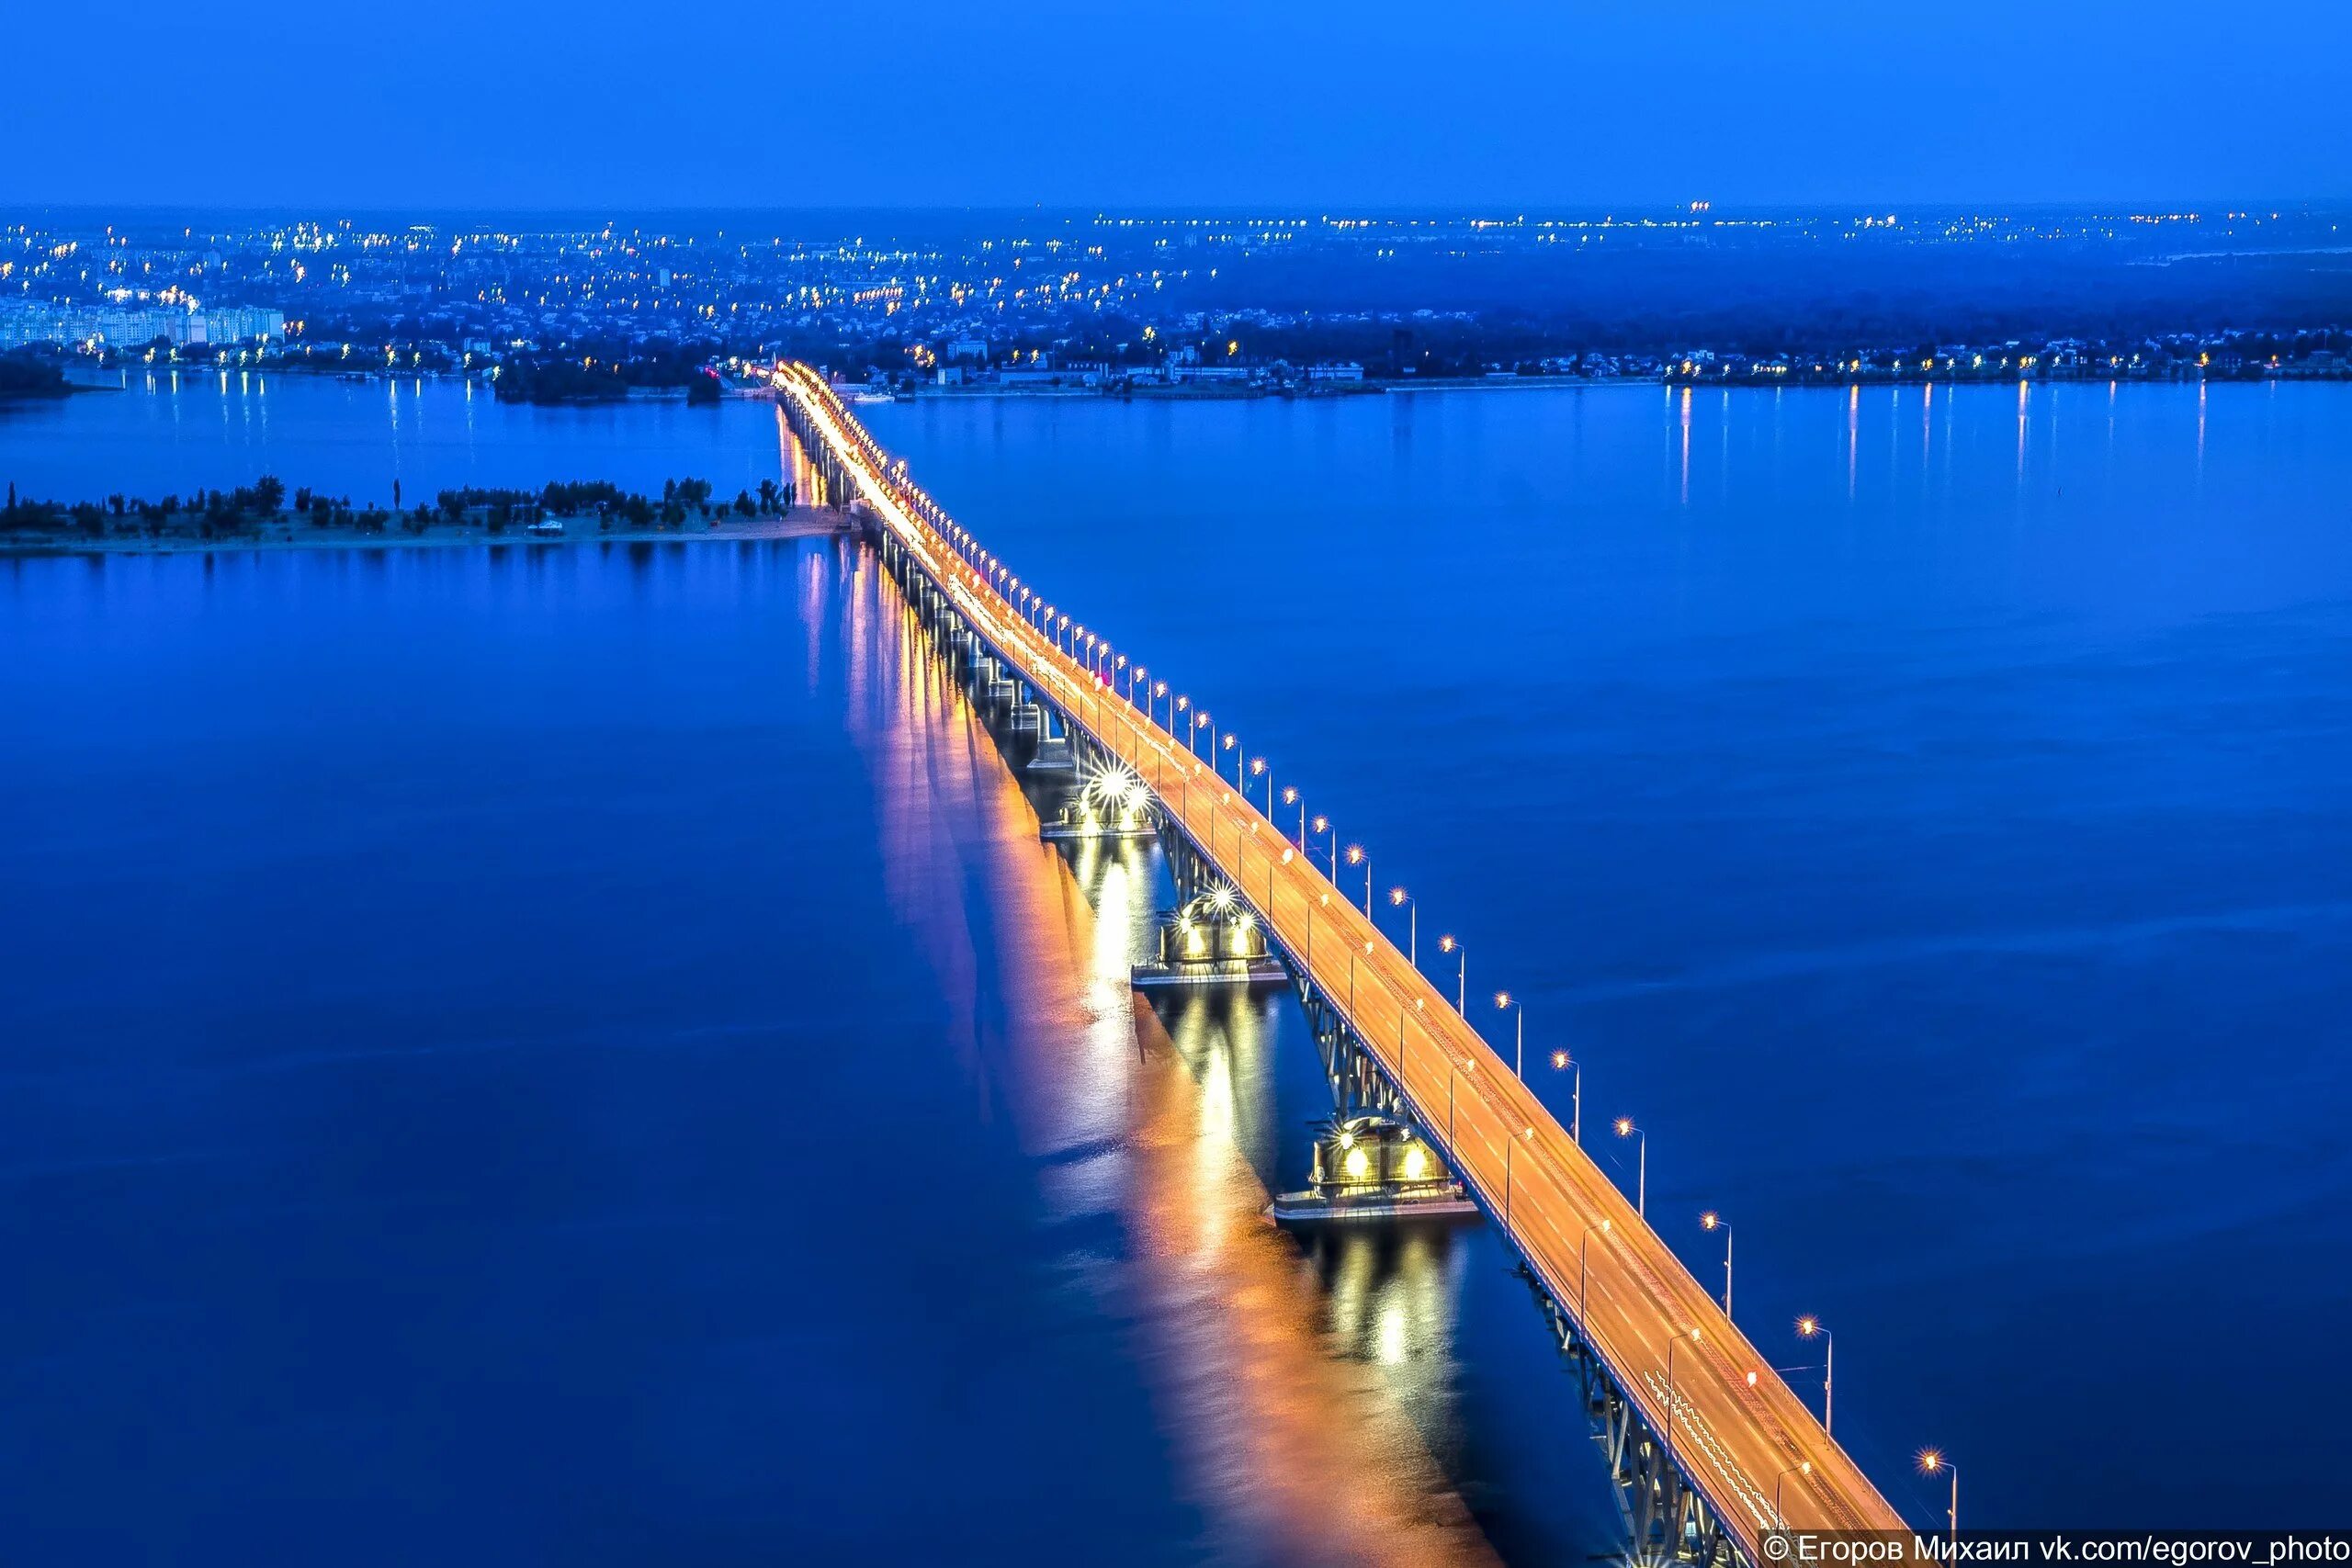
[254,474,287,513]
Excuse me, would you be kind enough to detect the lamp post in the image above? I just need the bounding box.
[1700,1211,1733,1317]
[1281,785,1303,844]
[1549,1049,1580,1144]
[1344,845,1370,917]
[1189,709,1210,759]
[1614,1117,1645,1216]
[1387,886,1416,966]
[1796,1316,1835,1436]
[1494,991,1524,1078]
[1312,815,1336,876]
[1250,757,1272,814]
[1438,934,1465,1013]
[1222,732,1240,785]
[1578,1215,1611,1319]
[1917,1451,1957,1558]
[1774,1461,1814,1527]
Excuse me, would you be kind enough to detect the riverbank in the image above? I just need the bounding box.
[0,507,846,557]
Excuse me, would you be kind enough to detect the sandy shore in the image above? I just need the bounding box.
[0,507,850,558]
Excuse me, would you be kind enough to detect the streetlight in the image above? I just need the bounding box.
[1550,1049,1581,1144]
[1222,731,1239,784]
[1917,1450,1957,1557]
[1250,757,1272,814]
[1343,845,1371,916]
[1494,991,1524,1078]
[1700,1211,1732,1317]
[1774,1460,1814,1526]
[1437,934,1465,1013]
[1796,1316,1834,1436]
[1189,709,1211,758]
[1578,1215,1611,1319]
[1312,815,1335,875]
[1387,886,1416,966]
[1614,1117,1645,1216]
[1280,785,1303,843]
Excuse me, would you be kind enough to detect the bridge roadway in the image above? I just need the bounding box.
[775,362,1913,1561]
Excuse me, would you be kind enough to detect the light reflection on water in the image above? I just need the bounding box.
[830,540,1500,1566]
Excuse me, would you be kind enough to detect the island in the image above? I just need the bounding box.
[0,475,842,554]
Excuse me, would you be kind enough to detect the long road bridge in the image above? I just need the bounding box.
[773,362,1917,1566]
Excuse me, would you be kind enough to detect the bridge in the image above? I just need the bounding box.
[773,361,1917,1566]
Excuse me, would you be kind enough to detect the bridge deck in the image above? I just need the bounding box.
[780,364,1912,1559]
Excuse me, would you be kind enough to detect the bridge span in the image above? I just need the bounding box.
[773,362,1915,1566]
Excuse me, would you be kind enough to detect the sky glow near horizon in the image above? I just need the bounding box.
[4,0,2346,210]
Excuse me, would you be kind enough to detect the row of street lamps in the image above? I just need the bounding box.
[806,372,1958,1545]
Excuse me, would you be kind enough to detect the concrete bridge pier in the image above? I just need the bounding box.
[1025,703,1078,773]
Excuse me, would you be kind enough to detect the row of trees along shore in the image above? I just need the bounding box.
[0,476,798,541]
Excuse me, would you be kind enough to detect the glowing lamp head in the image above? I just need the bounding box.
[1614,1117,1635,1138]
[1312,815,1329,833]
[1550,1049,1569,1070]
[1388,886,1408,907]
[1746,1371,1758,1387]
[1221,734,1236,750]
[1917,1450,1945,1475]
[1250,758,1265,776]
[1438,934,1456,953]
[1344,845,1364,866]
[1701,1212,1721,1231]
[1494,991,1512,1010]
[1281,786,1298,805]
[1796,1316,1820,1338]
[1155,682,1168,697]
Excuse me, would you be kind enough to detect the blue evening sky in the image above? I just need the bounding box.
[6,0,2346,209]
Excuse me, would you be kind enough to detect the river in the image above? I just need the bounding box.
[5,373,2349,1556]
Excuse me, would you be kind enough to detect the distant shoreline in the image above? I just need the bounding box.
[0,509,847,558]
